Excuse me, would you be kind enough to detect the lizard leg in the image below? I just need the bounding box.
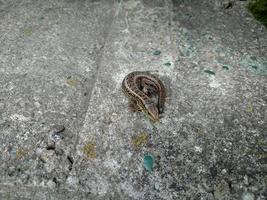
[128,100,141,112]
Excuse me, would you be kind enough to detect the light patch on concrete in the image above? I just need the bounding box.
[242,192,255,200]
[124,1,141,11]
[66,176,79,188]
[103,159,120,172]
[46,180,56,188]
[10,114,30,121]
[121,181,144,199]
[194,146,202,153]
[209,77,221,88]
[90,177,110,196]
[112,70,129,89]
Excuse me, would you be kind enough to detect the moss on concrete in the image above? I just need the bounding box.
[248,0,267,28]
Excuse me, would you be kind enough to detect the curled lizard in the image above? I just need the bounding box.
[122,71,166,122]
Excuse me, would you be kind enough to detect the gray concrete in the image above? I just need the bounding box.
[0,0,266,199]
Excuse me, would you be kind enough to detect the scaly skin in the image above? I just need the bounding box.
[122,71,166,122]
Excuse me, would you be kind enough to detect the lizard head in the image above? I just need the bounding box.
[144,102,159,122]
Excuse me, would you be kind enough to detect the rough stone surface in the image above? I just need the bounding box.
[0,0,266,199]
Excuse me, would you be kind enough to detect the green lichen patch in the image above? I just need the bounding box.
[83,142,96,159]
[16,148,27,159]
[132,132,148,149]
[24,27,33,36]
[66,76,79,86]
[247,104,253,113]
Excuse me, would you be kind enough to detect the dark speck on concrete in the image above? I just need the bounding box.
[251,65,258,70]
[164,62,171,67]
[204,69,216,75]
[222,65,230,70]
[153,50,161,56]
[51,125,65,135]
[38,16,44,21]
[223,0,234,9]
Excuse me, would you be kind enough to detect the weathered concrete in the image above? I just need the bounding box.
[0,0,266,199]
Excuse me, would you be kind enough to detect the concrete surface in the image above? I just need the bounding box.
[0,0,266,199]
